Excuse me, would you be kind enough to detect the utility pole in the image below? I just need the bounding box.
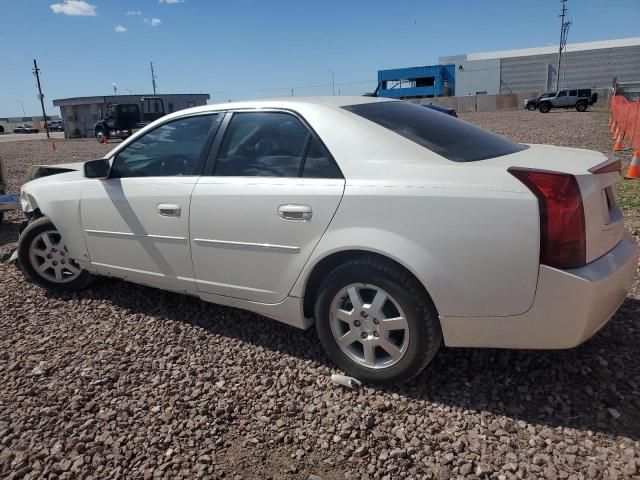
[555,0,571,91]
[150,62,157,95]
[329,69,335,96]
[16,100,26,117]
[33,59,50,139]
[290,89,294,97]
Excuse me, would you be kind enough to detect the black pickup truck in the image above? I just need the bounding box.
[94,97,166,142]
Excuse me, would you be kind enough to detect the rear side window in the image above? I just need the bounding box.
[569,90,578,97]
[214,112,343,178]
[343,102,527,162]
[215,112,308,177]
[302,138,342,178]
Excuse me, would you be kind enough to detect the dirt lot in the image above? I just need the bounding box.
[1,110,639,480]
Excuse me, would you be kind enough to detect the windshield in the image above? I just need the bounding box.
[343,101,527,162]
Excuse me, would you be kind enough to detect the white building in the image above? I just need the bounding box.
[440,37,640,96]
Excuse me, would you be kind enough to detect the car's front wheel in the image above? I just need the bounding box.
[527,103,537,111]
[576,102,588,112]
[539,102,551,113]
[18,216,94,292]
[314,256,442,384]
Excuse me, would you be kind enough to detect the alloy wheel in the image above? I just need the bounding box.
[329,283,409,369]
[28,230,82,283]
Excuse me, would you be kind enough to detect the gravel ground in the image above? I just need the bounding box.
[1,111,639,480]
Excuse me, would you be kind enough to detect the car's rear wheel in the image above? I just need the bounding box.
[539,102,551,113]
[18,216,93,292]
[527,104,536,111]
[314,256,442,384]
[576,102,588,112]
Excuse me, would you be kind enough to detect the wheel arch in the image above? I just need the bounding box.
[20,184,88,260]
[301,248,439,320]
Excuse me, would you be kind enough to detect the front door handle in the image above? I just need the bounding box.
[157,203,181,217]
[278,204,312,221]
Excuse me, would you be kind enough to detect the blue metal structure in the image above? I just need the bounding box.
[377,64,455,99]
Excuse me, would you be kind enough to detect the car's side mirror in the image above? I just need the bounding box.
[84,158,110,179]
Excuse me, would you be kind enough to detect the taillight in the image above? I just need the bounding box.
[509,167,586,269]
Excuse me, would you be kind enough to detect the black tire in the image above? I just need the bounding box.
[539,102,551,113]
[576,102,588,112]
[95,128,106,143]
[526,103,537,111]
[17,216,94,292]
[314,256,442,385]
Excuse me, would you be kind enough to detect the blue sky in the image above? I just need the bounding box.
[1,0,639,117]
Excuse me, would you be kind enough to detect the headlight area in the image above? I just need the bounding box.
[20,190,36,213]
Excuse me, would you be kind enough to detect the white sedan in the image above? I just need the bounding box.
[17,97,638,384]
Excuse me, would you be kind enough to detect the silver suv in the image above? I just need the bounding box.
[538,89,597,113]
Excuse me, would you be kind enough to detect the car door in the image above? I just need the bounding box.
[81,113,223,292]
[555,90,569,106]
[190,110,345,304]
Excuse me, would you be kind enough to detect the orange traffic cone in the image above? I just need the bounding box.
[612,125,620,139]
[611,120,617,133]
[625,151,640,179]
[103,135,108,145]
[50,141,56,151]
[613,131,624,151]
[608,115,612,127]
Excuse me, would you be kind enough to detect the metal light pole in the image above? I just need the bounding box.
[112,83,118,95]
[329,69,335,96]
[16,100,26,117]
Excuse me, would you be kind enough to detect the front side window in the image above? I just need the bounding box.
[557,91,567,97]
[343,101,527,162]
[215,112,310,177]
[110,114,221,178]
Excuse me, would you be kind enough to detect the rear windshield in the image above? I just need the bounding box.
[343,101,527,162]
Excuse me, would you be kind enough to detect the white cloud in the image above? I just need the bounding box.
[126,11,142,16]
[159,0,185,3]
[114,25,127,33]
[50,0,97,16]
[144,18,162,26]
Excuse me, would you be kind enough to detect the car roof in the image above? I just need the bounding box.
[173,95,394,116]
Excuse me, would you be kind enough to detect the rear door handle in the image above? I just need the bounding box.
[157,203,181,217]
[278,204,312,221]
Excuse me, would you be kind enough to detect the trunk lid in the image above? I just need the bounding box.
[482,144,625,265]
